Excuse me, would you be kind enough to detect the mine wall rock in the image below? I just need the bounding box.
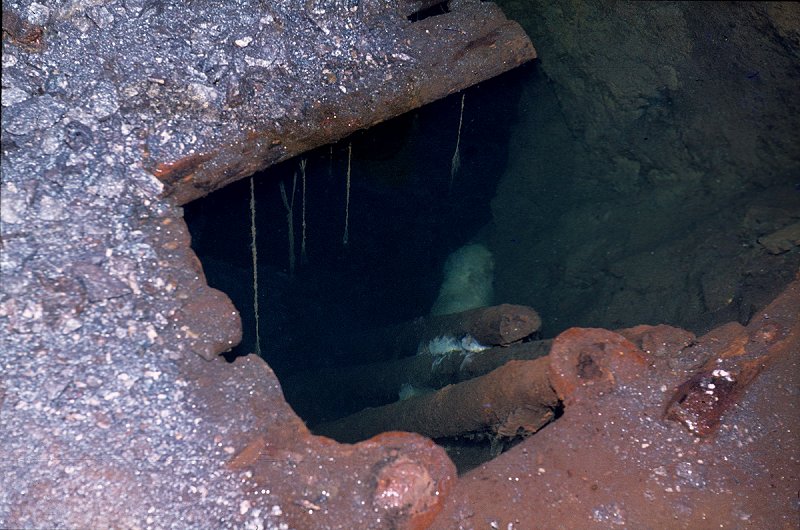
[490,1,800,334]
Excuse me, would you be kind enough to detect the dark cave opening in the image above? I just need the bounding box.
[183,47,800,472]
[183,65,536,471]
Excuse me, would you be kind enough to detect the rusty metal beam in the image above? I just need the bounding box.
[147,1,537,204]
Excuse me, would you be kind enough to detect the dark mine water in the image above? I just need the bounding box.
[184,2,799,466]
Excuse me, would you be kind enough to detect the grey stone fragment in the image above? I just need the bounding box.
[26,2,51,26]
[73,263,133,302]
[44,73,70,97]
[37,195,68,221]
[41,128,64,155]
[0,189,29,225]
[3,95,67,136]
[64,121,94,151]
[87,6,114,29]
[187,82,219,108]
[1,86,30,107]
[88,81,120,121]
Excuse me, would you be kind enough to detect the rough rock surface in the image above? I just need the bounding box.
[0,0,530,527]
[489,1,800,334]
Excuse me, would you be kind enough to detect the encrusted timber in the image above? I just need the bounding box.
[284,338,552,425]
[313,358,558,443]
[152,1,537,205]
[338,303,542,364]
[284,304,543,424]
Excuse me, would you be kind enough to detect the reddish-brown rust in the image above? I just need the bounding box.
[548,327,647,405]
[663,277,799,437]
[177,285,242,360]
[2,10,45,52]
[313,358,558,443]
[144,215,242,360]
[179,353,457,529]
[147,2,536,205]
[368,450,451,530]
[470,303,542,346]
[284,337,552,426]
[618,324,696,357]
[454,28,502,61]
[431,280,800,528]
[151,152,216,187]
[664,360,766,437]
[227,435,269,470]
[333,304,542,367]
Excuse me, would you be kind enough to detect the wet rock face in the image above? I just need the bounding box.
[506,1,800,197]
[0,0,532,527]
[490,1,800,334]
